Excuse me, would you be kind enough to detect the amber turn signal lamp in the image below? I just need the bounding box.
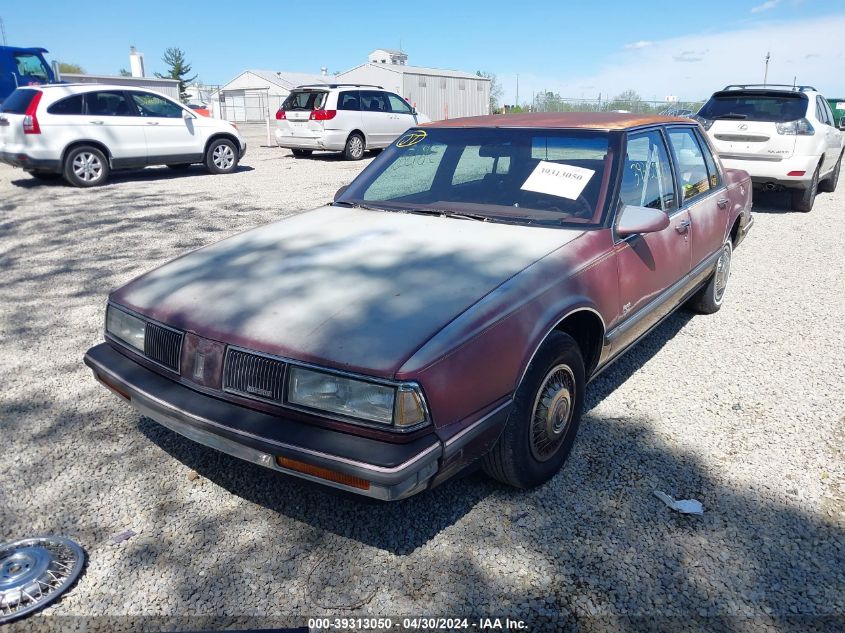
[97,374,131,401]
[276,456,371,490]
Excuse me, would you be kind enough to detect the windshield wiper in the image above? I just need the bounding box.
[332,201,385,211]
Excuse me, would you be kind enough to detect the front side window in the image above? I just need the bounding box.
[620,130,676,213]
[338,127,616,227]
[14,53,50,80]
[88,91,136,117]
[361,91,389,113]
[47,94,85,115]
[667,128,712,204]
[337,91,360,111]
[130,92,183,118]
[387,93,412,114]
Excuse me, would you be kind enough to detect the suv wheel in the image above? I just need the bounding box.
[818,154,842,194]
[291,149,312,158]
[343,133,365,161]
[482,331,585,489]
[791,165,819,212]
[206,138,239,174]
[63,145,109,187]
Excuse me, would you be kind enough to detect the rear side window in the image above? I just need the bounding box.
[337,91,360,111]
[0,88,39,114]
[87,91,136,116]
[698,92,808,122]
[666,128,712,204]
[695,130,721,188]
[282,90,327,111]
[47,94,85,115]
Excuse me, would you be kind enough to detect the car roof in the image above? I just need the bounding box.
[424,112,693,131]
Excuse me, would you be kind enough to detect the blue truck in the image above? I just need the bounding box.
[0,46,56,103]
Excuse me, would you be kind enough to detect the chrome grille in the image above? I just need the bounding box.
[223,348,286,402]
[144,323,183,371]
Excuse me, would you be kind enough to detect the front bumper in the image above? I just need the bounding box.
[84,343,441,500]
[0,150,61,173]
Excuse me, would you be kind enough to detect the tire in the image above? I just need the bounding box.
[291,149,312,158]
[818,154,841,194]
[205,138,239,174]
[343,133,365,161]
[166,164,191,170]
[62,145,109,187]
[483,331,585,489]
[26,171,61,181]
[791,165,819,212]
[687,239,733,315]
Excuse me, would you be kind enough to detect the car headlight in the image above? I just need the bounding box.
[106,305,145,352]
[287,366,427,428]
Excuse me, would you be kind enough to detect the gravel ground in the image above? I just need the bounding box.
[1,125,843,631]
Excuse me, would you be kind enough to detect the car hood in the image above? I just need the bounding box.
[112,205,583,376]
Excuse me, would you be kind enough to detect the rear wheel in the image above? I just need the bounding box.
[63,145,109,187]
[687,239,732,315]
[818,154,841,193]
[791,165,819,212]
[483,331,585,489]
[291,149,312,158]
[343,133,365,161]
[205,138,239,174]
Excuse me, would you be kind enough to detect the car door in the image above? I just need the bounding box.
[128,90,202,163]
[665,126,727,272]
[611,128,690,353]
[81,90,147,165]
[359,90,392,147]
[385,92,418,141]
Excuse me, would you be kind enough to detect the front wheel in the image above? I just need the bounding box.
[63,145,109,187]
[205,139,239,174]
[483,331,585,489]
[688,239,732,315]
[343,133,365,161]
[791,166,819,212]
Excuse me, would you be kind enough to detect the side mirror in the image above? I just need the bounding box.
[616,205,670,237]
[334,185,349,201]
[183,109,195,120]
[838,119,845,131]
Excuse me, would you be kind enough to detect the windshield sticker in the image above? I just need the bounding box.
[520,161,595,200]
[397,130,427,148]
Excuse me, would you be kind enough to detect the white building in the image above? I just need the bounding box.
[337,51,490,121]
[214,69,328,122]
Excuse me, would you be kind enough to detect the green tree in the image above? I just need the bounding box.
[155,47,196,102]
[58,62,85,74]
[476,70,504,113]
[118,68,132,77]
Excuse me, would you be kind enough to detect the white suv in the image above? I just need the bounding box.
[0,84,246,187]
[274,84,430,160]
[696,84,843,212]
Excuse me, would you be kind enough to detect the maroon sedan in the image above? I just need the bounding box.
[84,113,753,500]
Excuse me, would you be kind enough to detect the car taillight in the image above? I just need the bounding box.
[309,109,337,121]
[776,118,814,136]
[23,91,43,135]
[275,108,286,120]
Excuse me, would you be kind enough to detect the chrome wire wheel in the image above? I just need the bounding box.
[529,363,576,462]
[0,537,85,623]
[714,242,732,304]
[212,143,235,170]
[71,152,103,182]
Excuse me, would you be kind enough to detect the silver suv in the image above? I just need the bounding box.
[274,84,430,160]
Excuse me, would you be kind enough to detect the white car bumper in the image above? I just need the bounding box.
[720,154,822,188]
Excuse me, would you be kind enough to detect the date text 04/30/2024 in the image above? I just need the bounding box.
[306,617,528,630]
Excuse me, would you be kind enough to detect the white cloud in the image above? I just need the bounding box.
[499,14,845,105]
[751,1,780,13]
[624,41,654,50]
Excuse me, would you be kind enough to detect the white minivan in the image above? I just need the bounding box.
[274,84,430,160]
[0,84,246,186]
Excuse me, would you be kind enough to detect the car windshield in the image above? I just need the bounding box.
[282,90,327,111]
[337,127,617,227]
[698,92,808,122]
[14,53,51,81]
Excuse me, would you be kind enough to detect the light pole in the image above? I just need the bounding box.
[763,52,770,86]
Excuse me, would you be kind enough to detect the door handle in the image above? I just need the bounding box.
[89,120,104,125]
[146,121,159,125]
[717,197,729,209]
[676,220,691,234]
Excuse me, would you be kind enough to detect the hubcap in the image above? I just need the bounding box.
[0,537,84,623]
[529,364,576,462]
[213,144,235,170]
[72,152,102,182]
[714,244,732,303]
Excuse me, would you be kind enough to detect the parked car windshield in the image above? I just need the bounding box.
[337,127,617,227]
[698,91,808,122]
[282,90,327,111]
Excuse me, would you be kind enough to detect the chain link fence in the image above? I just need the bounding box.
[510,96,704,116]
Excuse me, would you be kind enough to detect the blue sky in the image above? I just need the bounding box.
[2,0,844,103]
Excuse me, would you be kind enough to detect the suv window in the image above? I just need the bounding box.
[130,92,182,118]
[337,91,360,111]
[0,88,39,113]
[88,91,136,116]
[667,128,712,204]
[698,91,808,122]
[361,91,389,113]
[13,53,50,80]
[387,93,412,115]
[282,90,327,111]
[620,130,676,213]
[47,94,85,115]
[816,96,833,126]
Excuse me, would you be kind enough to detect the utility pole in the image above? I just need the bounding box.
[763,51,770,86]
[516,74,519,108]
[0,17,7,46]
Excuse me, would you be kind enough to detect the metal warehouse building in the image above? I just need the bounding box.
[337,50,490,121]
